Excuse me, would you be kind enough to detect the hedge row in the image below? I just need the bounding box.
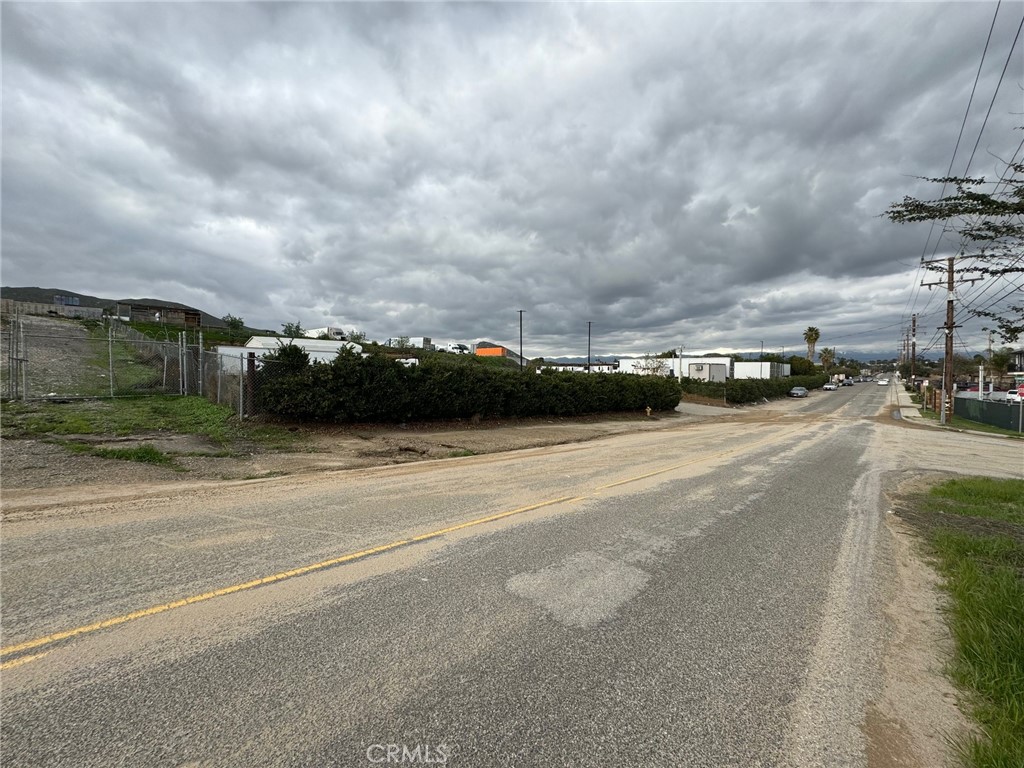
[254,347,683,422]
[679,373,830,404]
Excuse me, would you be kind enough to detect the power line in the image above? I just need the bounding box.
[960,11,1024,178]
[900,3,1005,332]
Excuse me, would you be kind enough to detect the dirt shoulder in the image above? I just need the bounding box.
[1,402,745,499]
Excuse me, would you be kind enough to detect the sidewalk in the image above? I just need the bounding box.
[894,385,924,423]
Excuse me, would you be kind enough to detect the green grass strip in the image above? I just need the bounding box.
[922,478,1024,768]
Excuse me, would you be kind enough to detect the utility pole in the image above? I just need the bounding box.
[923,256,979,424]
[911,314,917,384]
[941,256,956,425]
[518,310,524,371]
[587,321,592,372]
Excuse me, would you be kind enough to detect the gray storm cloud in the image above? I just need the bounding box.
[2,2,1019,358]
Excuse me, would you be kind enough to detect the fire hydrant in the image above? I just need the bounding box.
[645,406,652,417]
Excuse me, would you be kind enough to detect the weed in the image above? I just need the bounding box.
[926,477,1024,526]
[1,396,297,449]
[904,477,1024,768]
[64,442,176,466]
[447,449,477,458]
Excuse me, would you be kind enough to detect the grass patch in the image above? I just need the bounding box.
[919,408,1024,438]
[1,396,298,450]
[925,477,1024,526]
[446,448,477,458]
[66,442,176,466]
[901,476,1024,767]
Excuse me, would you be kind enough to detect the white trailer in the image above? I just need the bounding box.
[304,327,347,341]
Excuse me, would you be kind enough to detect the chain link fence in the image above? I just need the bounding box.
[201,349,279,419]
[0,311,288,420]
[3,313,185,399]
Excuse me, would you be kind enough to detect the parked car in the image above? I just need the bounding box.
[841,380,855,386]
[877,378,889,386]
[788,386,809,398]
[822,382,839,391]
[1007,388,1023,404]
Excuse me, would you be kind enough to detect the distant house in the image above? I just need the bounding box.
[117,301,202,328]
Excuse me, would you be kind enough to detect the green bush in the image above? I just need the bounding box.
[253,349,683,422]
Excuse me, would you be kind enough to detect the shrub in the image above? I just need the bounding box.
[254,352,683,422]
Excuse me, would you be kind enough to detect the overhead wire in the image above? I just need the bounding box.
[901,1,1005,327]
[952,136,1024,318]
[959,11,1024,178]
[919,8,1024,352]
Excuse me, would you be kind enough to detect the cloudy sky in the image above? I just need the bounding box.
[2,2,1021,360]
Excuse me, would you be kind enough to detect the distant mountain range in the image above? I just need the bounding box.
[0,286,228,328]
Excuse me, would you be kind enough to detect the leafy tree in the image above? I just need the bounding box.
[886,158,1024,343]
[803,327,820,361]
[222,314,245,341]
[988,347,1013,383]
[222,314,244,331]
[347,329,368,344]
[635,353,668,376]
[937,354,977,379]
[787,355,816,376]
[281,321,305,338]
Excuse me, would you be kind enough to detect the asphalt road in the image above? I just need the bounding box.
[2,382,1021,767]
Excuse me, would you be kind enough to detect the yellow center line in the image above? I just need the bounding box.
[0,495,580,660]
[0,651,51,670]
[1,418,818,663]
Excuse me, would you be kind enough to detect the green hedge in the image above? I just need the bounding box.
[678,374,829,404]
[254,347,683,422]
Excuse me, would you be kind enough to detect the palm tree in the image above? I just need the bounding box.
[819,347,836,371]
[803,327,820,361]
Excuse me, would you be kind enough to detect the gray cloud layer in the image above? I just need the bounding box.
[2,2,1020,358]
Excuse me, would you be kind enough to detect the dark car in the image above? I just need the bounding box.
[788,386,809,398]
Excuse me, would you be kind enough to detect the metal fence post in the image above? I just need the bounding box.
[19,316,27,401]
[108,325,115,398]
[179,332,186,395]
[245,351,256,419]
[198,332,204,397]
[238,353,244,419]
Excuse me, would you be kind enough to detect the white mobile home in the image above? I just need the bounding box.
[214,337,363,372]
[664,357,733,381]
[734,361,790,379]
